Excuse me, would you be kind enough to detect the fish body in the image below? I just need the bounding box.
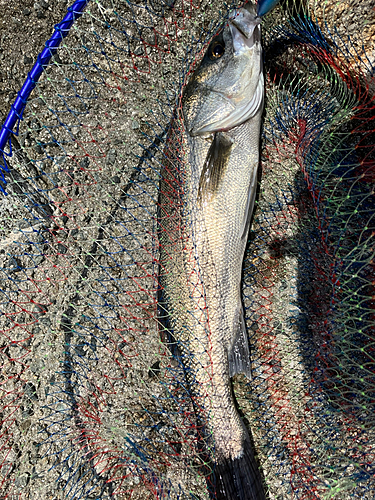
[158,4,266,499]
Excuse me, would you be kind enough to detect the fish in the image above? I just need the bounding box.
[157,3,266,499]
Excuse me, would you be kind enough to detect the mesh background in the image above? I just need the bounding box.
[0,0,375,499]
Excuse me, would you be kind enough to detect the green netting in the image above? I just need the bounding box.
[0,0,374,499]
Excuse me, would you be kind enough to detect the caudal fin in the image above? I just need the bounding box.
[209,439,266,500]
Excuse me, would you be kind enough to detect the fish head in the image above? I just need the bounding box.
[183,3,264,137]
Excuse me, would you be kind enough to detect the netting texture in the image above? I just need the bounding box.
[1,0,375,498]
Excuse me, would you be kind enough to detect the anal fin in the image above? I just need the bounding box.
[228,306,252,379]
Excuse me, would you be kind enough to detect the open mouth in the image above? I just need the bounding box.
[230,16,260,40]
[231,18,251,39]
[230,8,261,53]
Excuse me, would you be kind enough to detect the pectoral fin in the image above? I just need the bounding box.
[228,306,252,379]
[198,132,233,204]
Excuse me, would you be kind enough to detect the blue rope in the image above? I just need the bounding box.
[0,0,91,194]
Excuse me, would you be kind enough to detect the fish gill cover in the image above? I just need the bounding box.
[0,0,374,499]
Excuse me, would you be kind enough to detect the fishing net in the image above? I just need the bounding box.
[0,0,374,498]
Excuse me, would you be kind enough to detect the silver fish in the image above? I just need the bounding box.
[158,4,265,499]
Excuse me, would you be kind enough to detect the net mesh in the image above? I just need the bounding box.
[0,0,375,498]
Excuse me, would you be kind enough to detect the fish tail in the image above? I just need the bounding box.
[209,439,266,500]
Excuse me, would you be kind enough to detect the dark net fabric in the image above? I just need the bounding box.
[0,1,374,498]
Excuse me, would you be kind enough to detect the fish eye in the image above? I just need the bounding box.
[210,41,225,60]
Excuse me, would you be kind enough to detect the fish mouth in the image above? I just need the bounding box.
[229,6,261,54]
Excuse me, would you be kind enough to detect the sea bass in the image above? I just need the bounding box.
[158,4,265,499]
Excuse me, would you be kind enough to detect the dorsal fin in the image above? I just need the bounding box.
[240,164,258,240]
[228,305,252,379]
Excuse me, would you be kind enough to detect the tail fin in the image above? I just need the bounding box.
[210,439,266,500]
